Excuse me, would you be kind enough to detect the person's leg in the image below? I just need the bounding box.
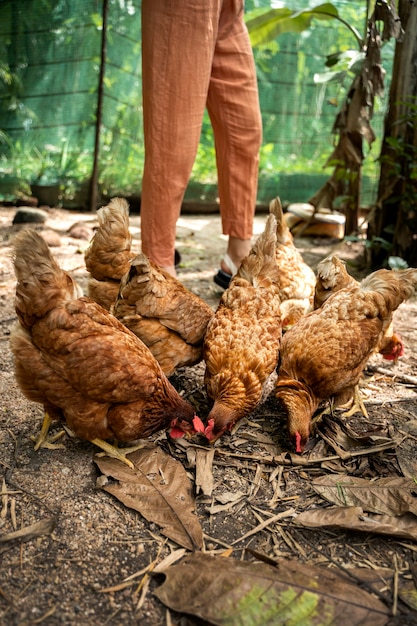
[140,0,222,274]
[207,0,262,276]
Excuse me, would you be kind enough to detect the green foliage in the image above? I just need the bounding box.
[0,0,389,207]
[245,3,363,50]
[247,4,337,47]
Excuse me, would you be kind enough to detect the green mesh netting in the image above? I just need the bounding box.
[0,0,389,209]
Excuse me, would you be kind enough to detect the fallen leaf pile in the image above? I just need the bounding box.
[87,398,417,624]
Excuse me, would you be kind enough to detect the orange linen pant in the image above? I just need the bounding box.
[140,0,262,268]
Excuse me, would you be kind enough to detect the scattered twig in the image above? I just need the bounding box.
[99,576,146,594]
[398,428,417,442]
[277,524,307,558]
[203,532,234,550]
[392,553,399,617]
[231,508,295,545]
[1,478,8,520]
[135,576,151,611]
[133,542,166,611]
[398,542,417,553]
[0,586,17,608]
[32,606,57,623]
[2,478,58,516]
[209,458,260,471]
[10,497,17,531]
[248,463,264,501]
[366,364,417,386]
[0,517,57,553]
[99,544,182,595]
[103,607,122,625]
[214,438,398,468]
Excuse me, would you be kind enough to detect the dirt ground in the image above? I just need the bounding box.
[0,204,417,625]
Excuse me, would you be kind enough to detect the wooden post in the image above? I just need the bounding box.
[89,0,109,211]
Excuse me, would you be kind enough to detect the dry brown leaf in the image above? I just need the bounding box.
[95,447,203,551]
[216,491,246,505]
[317,415,392,454]
[0,517,57,554]
[396,421,417,479]
[195,448,214,496]
[312,475,417,516]
[153,553,389,625]
[295,506,417,541]
[399,584,417,611]
[209,492,246,515]
[153,548,187,573]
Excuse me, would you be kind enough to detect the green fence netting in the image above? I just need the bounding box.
[0,0,390,210]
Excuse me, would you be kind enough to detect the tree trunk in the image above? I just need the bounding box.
[367,0,417,268]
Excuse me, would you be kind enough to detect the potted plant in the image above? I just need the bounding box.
[30,139,85,206]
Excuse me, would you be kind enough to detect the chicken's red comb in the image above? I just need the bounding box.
[192,415,205,433]
[169,426,185,439]
[204,418,215,440]
[295,431,304,454]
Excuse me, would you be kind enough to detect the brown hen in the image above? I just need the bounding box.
[269,197,316,329]
[85,197,213,375]
[315,254,404,361]
[276,266,417,453]
[10,229,203,468]
[113,253,214,377]
[203,214,282,442]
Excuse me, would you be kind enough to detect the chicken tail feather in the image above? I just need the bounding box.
[237,213,278,285]
[361,268,417,311]
[85,197,132,280]
[13,229,83,328]
[269,196,292,245]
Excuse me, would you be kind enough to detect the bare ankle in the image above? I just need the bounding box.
[226,237,252,268]
[161,265,177,277]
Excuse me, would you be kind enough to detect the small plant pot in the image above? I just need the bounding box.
[31,183,61,207]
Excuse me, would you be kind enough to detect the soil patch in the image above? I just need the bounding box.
[1,206,416,625]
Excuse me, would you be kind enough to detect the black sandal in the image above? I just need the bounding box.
[213,268,232,289]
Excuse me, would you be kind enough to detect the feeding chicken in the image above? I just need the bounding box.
[10,229,204,468]
[203,214,282,442]
[113,253,214,377]
[315,254,404,361]
[85,196,213,376]
[84,197,135,310]
[276,266,417,453]
[268,197,316,329]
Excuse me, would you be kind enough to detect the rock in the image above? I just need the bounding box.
[67,222,94,241]
[40,229,62,247]
[12,207,48,224]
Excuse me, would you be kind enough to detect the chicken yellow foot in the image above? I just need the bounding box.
[92,438,145,469]
[31,412,66,450]
[338,385,369,419]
